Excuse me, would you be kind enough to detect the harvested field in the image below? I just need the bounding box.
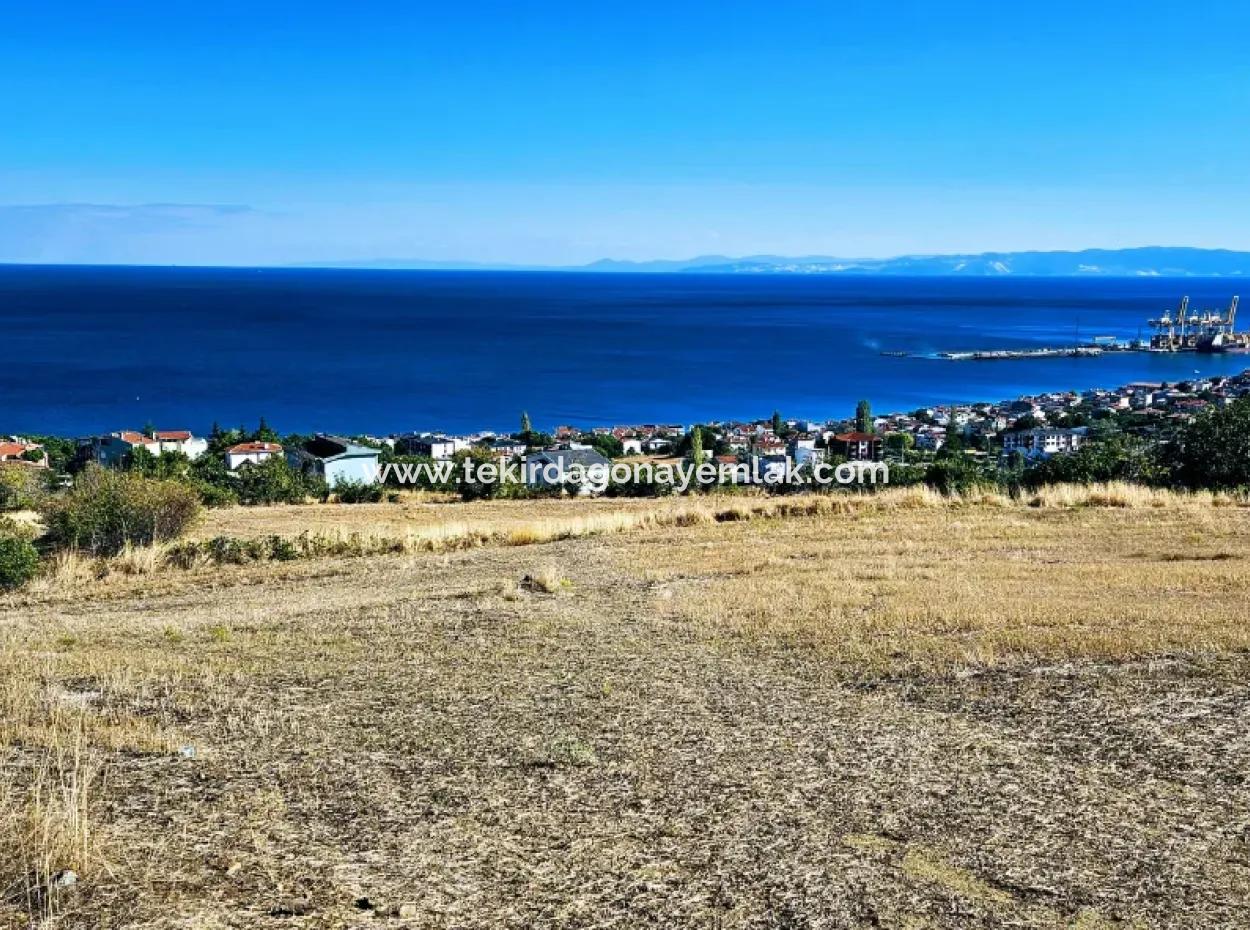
[3,492,1250,927]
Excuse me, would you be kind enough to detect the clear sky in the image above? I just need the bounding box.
[2,1,1248,265]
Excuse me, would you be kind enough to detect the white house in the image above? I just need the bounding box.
[488,437,527,459]
[93,429,206,466]
[1001,427,1088,459]
[226,441,284,471]
[153,430,208,460]
[397,434,466,459]
[643,436,673,454]
[788,437,821,467]
[621,438,643,456]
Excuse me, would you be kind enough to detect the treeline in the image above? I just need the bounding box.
[900,396,1250,494]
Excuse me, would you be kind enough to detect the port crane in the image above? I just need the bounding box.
[1149,295,1246,351]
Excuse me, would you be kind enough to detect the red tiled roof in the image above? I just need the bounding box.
[833,432,880,443]
[227,442,283,454]
[154,430,192,441]
[117,431,158,445]
[0,441,39,458]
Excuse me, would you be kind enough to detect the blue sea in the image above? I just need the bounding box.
[2,265,1247,436]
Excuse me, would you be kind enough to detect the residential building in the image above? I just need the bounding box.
[288,436,380,487]
[788,437,821,467]
[226,441,284,471]
[0,440,47,467]
[396,434,463,459]
[488,438,527,459]
[1001,427,1088,459]
[523,449,611,494]
[92,431,160,467]
[91,429,205,466]
[153,430,207,459]
[830,432,883,461]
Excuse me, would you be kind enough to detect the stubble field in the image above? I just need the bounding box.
[3,488,1250,928]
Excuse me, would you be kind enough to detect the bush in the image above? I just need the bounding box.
[191,479,239,508]
[334,479,384,504]
[236,457,308,505]
[39,465,202,556]
[0,464,45,512]
[0,533,39,589]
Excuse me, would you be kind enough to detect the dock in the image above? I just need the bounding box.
[882,295,1245,361]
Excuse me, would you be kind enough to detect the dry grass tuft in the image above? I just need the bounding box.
[521,566,572,594]
[0,734,103,921]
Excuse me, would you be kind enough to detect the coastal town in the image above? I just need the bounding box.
[5,368,1249,496]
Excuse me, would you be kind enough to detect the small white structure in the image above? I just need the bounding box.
[621,438,643,456]
[226,441,284,471]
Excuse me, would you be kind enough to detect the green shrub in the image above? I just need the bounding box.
[39,465,202,556]
[0,464,45,512]
[236,457,308,505]
[268,535,299,561]
[192,479,239,508]
[0,534,40,589]
[334,479,383,504]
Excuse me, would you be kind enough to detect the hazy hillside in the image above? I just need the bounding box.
[677,247,1250,276]
[301,247,1250,276]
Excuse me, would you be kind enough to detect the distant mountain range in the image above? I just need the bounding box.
[302,247,1250,276]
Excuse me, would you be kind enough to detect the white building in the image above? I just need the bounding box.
[226,441,284,471]
[1001,427,1088,459]
[153,430,208,460]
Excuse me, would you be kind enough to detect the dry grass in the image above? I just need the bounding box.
[622,498,1250,674]
[2,489,1250,926]
[0,737,102,922]
[21,483,1249,600]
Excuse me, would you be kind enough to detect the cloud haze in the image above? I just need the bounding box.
[0,203,270,264]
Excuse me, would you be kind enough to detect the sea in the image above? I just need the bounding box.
[2,264,1247,437]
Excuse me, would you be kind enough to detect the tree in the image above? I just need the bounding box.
[1166,397,1250,489]
[579,433,624,459]
[0,466,44,512]
[1024,434,1164,487]
[690,426,705,466]
[235,456,308,505]
[254,417,279,443]
[771,410,783,435]
[855,400,874,434]
[943,407,964,453]
[885,432,914,460]
[520,411,532,435]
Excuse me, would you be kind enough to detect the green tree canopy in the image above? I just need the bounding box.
[855,400,874,434]
[1166,397,1250,489]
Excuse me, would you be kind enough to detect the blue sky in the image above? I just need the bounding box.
[2,1,1248,264]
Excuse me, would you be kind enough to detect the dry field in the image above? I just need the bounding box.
[3,487,1250,928]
